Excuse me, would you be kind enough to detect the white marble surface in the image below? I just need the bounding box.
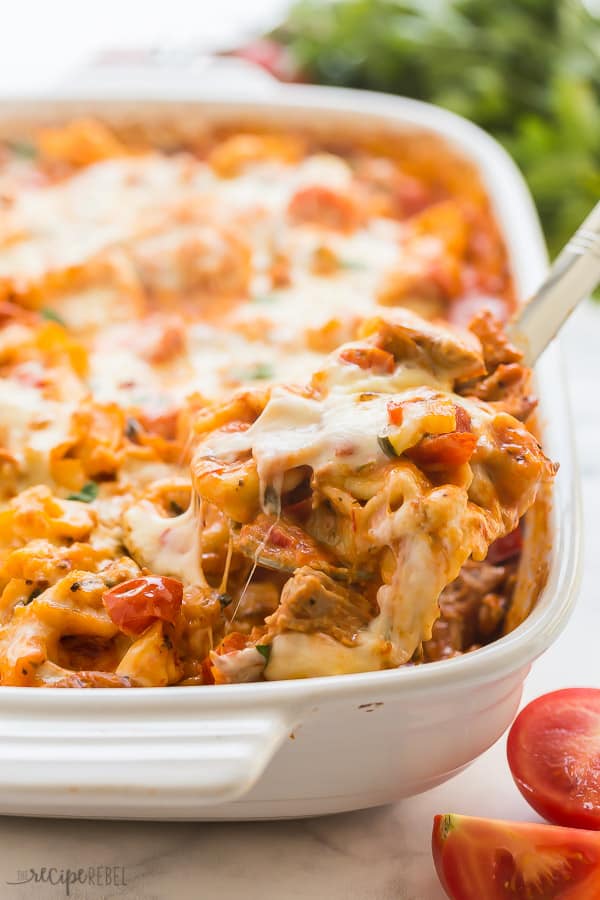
[0,301,598,900]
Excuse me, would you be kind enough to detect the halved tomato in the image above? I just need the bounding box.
[507,689,600,830]
[432,814,600,899]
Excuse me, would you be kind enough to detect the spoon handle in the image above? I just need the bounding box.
[508,202,600,364]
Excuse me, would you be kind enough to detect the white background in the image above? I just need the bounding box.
[0,0,289,93]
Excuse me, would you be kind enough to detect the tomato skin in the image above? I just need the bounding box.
[339,345,395,374]
[487,525,523,564]
[407,430,477,469]
[454,405,472,433]
[507,689,600,831]
[201,632,248,685]
[103,576,183,635]
[432,813,600,900]
[287,184,361,232]
[387,399,404,426]
[214,632,247,655]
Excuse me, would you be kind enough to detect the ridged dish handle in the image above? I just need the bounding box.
[0,693,301,810]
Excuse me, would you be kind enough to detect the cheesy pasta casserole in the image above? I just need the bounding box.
[0,118,555,686]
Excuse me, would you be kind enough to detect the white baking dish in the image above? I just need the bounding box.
[0,74,581,820]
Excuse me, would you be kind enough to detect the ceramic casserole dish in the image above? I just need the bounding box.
[0,71,581,819]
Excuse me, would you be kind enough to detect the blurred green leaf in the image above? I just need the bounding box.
[273,0,600,257]
[67,482,99,503]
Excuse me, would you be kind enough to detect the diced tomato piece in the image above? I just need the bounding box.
[215,632,248,655]
[448,294,509,329]
[200,655,215,685]
[487,525,523,564]
[392,174,432,218]
[139,320,186,365]
[507,689,600,830]
[269,525,294,549]
[288,185,361,232]
[407,431,477,469]
[387,400,404,426]
[0,301,35,325]
[138,408,179,440]
[103,575,183,635]
[339,345,395,374]
[202,631,249,685]
[432,813,600,900]
[454,405,472,433]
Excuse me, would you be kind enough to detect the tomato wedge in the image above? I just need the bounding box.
[432,814,600,899]
[103,575,183,635]
[507,689,600,830]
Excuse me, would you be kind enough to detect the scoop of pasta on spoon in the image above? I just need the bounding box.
[191,308,556,682]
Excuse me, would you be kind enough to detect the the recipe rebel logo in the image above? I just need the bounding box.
[6,864,128,896]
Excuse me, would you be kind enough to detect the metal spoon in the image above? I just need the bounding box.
[508,202,600,364]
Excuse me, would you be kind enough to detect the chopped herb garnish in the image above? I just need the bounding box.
[125,417,142,441]
[67,481,99,503]
[26,585,45,604]
[256,644,271,663]
[217,593,232,608]
[40,307,66,327]
[252,293,278,303]
[234,362,275,381]
[377,435,398,459]
[7,139,37,159]
[340,258,367,270]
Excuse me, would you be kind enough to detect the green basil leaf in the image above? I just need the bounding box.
[67,482,99,503]
[252,294,278,303]
[256,644,271,662]
[234,362,275,381]
[40,307,66,327]
[7,139,37,159]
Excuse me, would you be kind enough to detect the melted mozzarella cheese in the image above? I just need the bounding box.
[198,385,389,497]
[0,150,439,422]
[122,500,204,585]
[0,155,214,287]
[210,647,267,683]
[0,378,73,478]
[193,345,505,679]
[197,372,484,502]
